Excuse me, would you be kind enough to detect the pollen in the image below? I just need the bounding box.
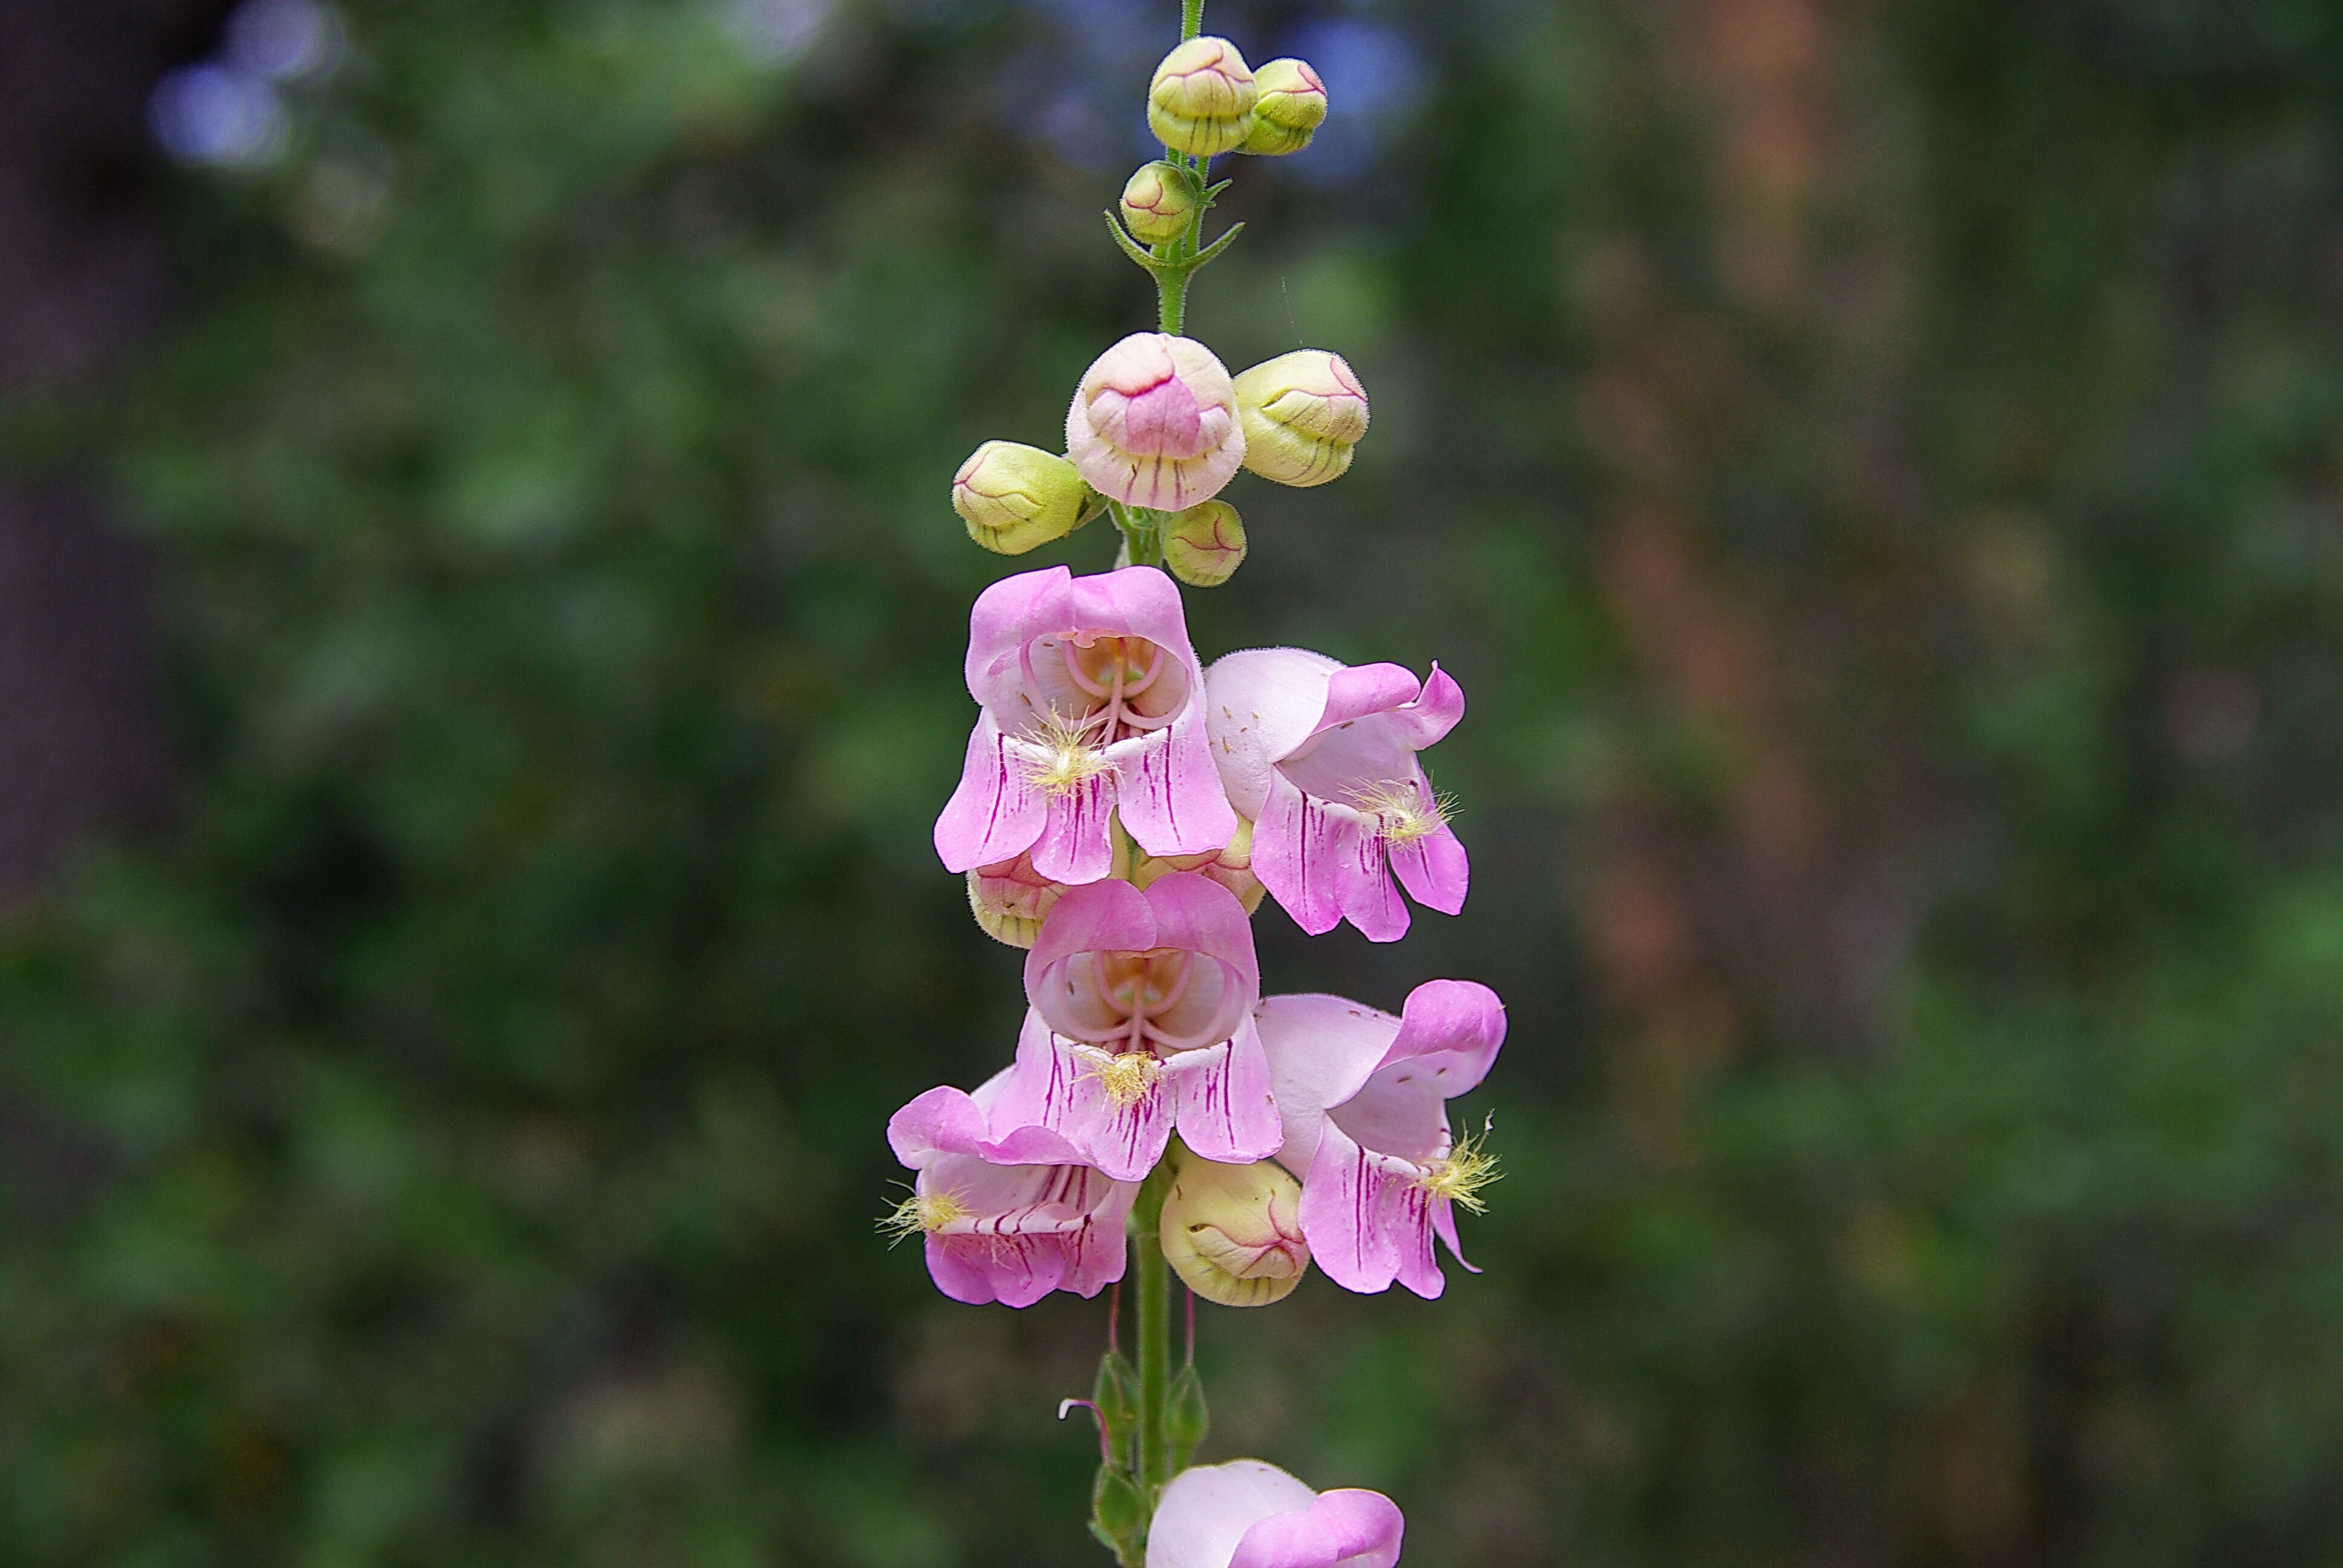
[1348,777,1457,846]
[1018,706,1115,799]
[1417,1126,1502,1215]
[1086,1050,1162,1108]
[879,1188,971,1246]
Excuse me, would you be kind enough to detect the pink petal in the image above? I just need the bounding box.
[1253,994,1400,1175]
[1296,1123,1407,1295]
[886,1085,992,1167]
[1386,818,1468,917]
[934,716,1047,874]
[1116,714,1240,861]
[1203,647,1340,820]
[1025,878,1158,993]
[965,566,1073,699]
[1328,806,1409,943]
[983,1010,1172,1182]
[1314,662,1426,733]
[1147,1461,1319,1568]
[1137,872,1260,1003]
[1062,565,1198,665]
[1163,1019,1281,1167]
[1027,765,1119,885]
[1378,978,1507,1092]
[1253,771,1360,936]
[1385,661,1464,750]
[1230,1490,1406,1568]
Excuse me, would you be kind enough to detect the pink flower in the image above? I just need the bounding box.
[985,874,1280,1181]
[1257,979,1506,1299]
[936,566,1237,886]
[885,1069,1139,1308]
[1066,333,1247,511]
[1147,1460,1404,1568]
[1204,648,1467,942]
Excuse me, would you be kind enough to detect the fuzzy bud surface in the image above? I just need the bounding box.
[952,441,1097,554]
[1159,1150,1310,1307]
[1068,333,1247,511]
[1121,161,1200,245]
[1164,499,1247,587]
[1231,351,1368,488]
[1147,36,1258,157]
[1239,58,1326,156]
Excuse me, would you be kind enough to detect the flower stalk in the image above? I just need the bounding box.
[906,3,1496,1562]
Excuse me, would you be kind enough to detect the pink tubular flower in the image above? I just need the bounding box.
[1067,333,1247,511]
[1147,1460,1404,1568]
[985,873,1279,1181]
[1204,647,1467,942]
[885,1070,1139,1308]
[936,565,1237,886]
[1257,979,1506,1299]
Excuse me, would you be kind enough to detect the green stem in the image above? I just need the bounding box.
[1132,1165,1174,1505]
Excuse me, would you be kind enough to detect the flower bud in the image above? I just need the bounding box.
[952,441,1099,555]
[1066,332,1246,511]
[1159,1151,1309,1307]
[1231,350,1368,488]
[1147,36,1258,158]
[1239,58,1326,156]
[1127,818,1265,915]
[968,835,1136,948]
[1119,161,1198,246]
[1164,498,1247,588]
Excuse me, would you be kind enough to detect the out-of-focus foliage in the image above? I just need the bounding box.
[5,0,2343,1563]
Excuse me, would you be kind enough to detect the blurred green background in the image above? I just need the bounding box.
[5,0,2343,1562]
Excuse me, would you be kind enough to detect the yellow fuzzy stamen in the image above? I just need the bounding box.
[1417,1126,1501,1215]
[1348,778,1457,846]
[1019,707,1115,799]
[1086,1051,1162,1109]
[879,1188,971,1246]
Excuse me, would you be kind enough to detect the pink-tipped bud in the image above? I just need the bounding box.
[1066,332,1246,511]
[951,441,1099,555]
[1147,36,1258,157]
[1120,160,1199,246]
[1159,1148,1310,1308]
[1163,498,1247,587]
[1231,350,1368,488]
[1239,58,1326,156]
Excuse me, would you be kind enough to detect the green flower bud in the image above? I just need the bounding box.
[1163,498,1247,588]
[951,440,1099,555]
[1159,1150,1309,1308]
[1239,58,1326,156]
[1167,1362,1209,1470]
[1120,161,1199,246]
[1147,36,1257,158]
[1231,350,1368,488]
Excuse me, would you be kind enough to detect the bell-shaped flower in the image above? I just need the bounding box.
[886,1069,1141,1308]
[937,565,1236,886]
[1148,1460,1404,1568]
[1066,333,1247,512]
[986,873,1279,1181]
[1204,647,1467,942]
[1257,979,1506,1299]
[1159,1145,1310,1307]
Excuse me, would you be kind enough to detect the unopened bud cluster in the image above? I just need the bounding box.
[903,18,1488,1568]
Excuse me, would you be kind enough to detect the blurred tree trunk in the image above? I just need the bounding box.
[0,0,219,900]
